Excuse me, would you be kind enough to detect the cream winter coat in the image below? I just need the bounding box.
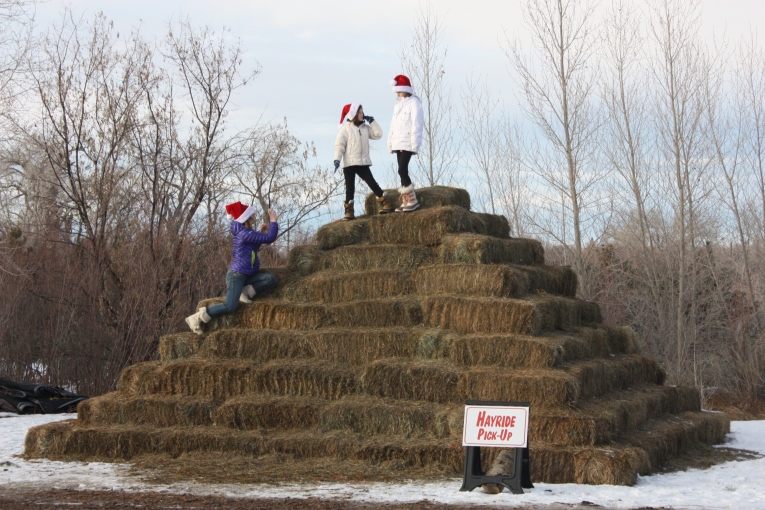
[387,95,424,154]
[334,120,383,168]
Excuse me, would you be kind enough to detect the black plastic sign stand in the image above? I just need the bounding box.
[459,400,533,494]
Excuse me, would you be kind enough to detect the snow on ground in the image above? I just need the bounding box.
[1,412,764,509]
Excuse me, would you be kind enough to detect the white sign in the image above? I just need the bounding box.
[462,405,529,448]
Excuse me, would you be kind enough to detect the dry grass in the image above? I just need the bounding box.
[77,392,216,427]
[316,206,509,250]
[439,234,544,265]
[281,269,413,303]
[132,452,457,484]
[413,264,577,298]
[287,244,436,274]
[704,392,765,420]
[422,295,602,336]
[363,186,471,216]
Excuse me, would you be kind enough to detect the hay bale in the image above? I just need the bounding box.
[287,244,435,274]
[529,385,702,447]
[439,233,544,265]
[318,244,436,272]
[78,393,216,427]
[316,207,509,249]
[316,219,370,250]
[286,244,322,275]
[361,359,463,404]
[459,367,580,408]
[24,420,463,472]
[366,206,509,246]
[364,186,471,215]
[319,396,460,439]
[567,355,665,400]
[422,295,601,336]
[529,443,650,485]
[607,326,641,355]
[423,296,542,335]
[331,299,424,328]
[624,411,730,469]
[413,264,577,298]
[216,395,325,430]
[159,333,204,361]
[199,327,423,365]
[449,333,570,368]
[205,297,424,333]
[119,359,359,400]
[281,269,414,303]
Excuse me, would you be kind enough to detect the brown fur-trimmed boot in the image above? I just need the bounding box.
[377,192,395,214]
[343,200,355,221]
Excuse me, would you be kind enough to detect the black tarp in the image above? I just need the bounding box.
[0,378,88,414]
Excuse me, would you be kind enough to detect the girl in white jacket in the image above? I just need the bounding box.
[387,75,424,212]
[334,103,394,220]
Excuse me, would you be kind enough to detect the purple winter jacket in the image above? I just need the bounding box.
[229,220,278,275]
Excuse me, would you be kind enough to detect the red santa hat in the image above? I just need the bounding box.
[225,201,256,223]
[390,75,413,95]
[338,103,360,128]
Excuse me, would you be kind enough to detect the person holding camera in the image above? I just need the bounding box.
[334,103,395,220]
[388,74,424,212]
[185,202,279,335]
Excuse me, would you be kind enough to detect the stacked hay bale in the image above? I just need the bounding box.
[24,186,729,485]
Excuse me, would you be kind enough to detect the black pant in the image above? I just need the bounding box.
[343,165,383,203]
[395,150,414,187]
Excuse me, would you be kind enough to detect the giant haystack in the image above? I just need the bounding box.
[24,187,729,485]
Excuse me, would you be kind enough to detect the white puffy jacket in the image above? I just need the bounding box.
[387,95,424,154]
[334,120,383,168]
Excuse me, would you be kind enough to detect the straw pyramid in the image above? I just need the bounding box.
[25,187,729,485]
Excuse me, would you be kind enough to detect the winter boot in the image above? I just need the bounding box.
[240,284,256,304]
[400,185,420,212]
[185,307,212,336]
[395,186,411,212]
[343,200,355,221]
[377,192,395,214]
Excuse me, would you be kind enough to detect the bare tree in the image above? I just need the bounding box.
[233,119,340,250]
[400,1,456,186]
[162,20,258,238]
[505,0,602,285]
[0,0,35,115]
[647,0,711,382]
[460,76,501,214]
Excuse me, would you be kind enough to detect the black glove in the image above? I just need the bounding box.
[364,116,374,124]
[333,160,340,173]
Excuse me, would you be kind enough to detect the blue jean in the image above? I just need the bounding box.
[206,270,277,317]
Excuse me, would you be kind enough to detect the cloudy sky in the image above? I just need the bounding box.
[33,1,765,185]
